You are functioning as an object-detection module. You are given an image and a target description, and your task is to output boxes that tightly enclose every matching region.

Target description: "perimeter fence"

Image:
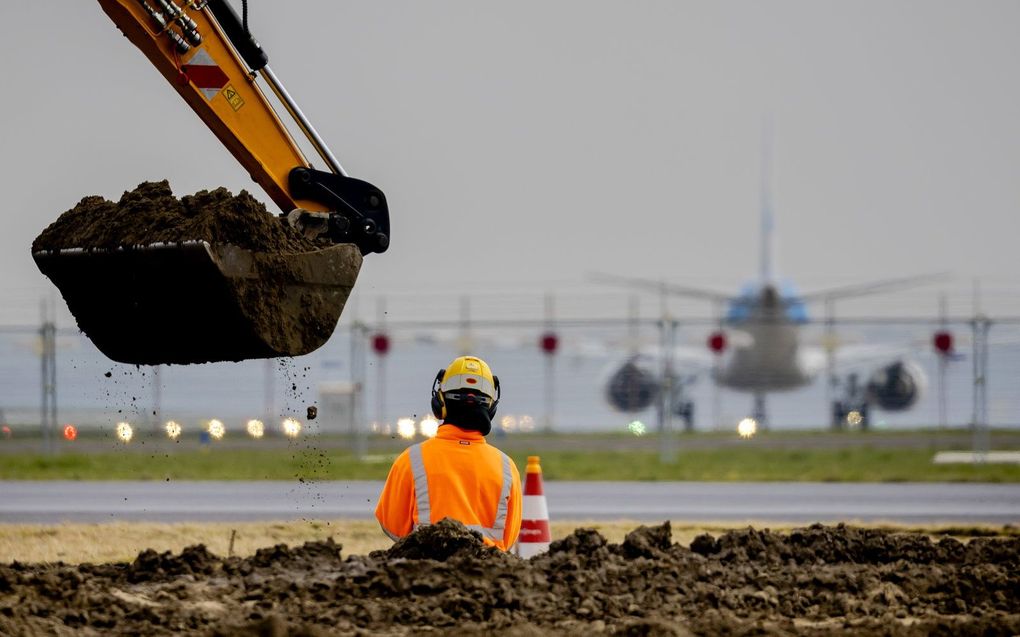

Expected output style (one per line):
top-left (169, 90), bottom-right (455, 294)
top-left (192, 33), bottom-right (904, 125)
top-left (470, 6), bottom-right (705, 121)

top-left (2, 290), bottom-right (1019, 453)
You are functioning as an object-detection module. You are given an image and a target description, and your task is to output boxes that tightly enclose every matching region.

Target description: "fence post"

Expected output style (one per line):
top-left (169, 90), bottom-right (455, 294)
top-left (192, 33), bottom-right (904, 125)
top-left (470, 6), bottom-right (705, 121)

top-left (542, 293), bottom-right (556, 432)
top-left (659, 318), bottom-right (678, 464)
top-left (351, 322), bottom-right (368, 461)
top-left (970, 315), bottom-right (990, 461)
top-left (39, 298), bottom-right (57, 455)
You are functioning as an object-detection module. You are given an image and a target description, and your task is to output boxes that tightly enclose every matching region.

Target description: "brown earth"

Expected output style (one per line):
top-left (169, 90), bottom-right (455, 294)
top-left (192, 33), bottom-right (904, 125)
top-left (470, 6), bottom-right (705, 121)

top-left (32, 181), bottom-right (318, 254)
top-left (1, 520), bottom-right (1017, 636)
top-left (31, 182), bottom-right (361, 364)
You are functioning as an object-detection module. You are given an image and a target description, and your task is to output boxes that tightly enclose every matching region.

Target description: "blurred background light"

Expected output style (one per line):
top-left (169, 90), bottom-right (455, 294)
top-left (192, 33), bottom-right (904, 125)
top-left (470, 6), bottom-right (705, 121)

top-left (847, 410), bottom-right (863, 428)
top-left (246, 419), bottom-right (265, 439)
top-left (207, 419), bottom-right (225, 440)
top-left (282, 417), bottom-right (302, 438)
top-left (500, 415), bottom-right (518, 433)
top-left (116, 422), bottom-right (133, 443)
top-left (419, 416), bottom-right (439, 438)
top-left (396, 418), bottom-right (416, 439)
top-left (165, 421), bottom-right (182, 440)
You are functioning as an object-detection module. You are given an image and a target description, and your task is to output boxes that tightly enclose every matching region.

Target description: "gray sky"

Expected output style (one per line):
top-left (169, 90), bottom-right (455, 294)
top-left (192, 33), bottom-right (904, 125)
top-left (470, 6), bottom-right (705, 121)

top-left (2, 1), bottom-right (1019, 325)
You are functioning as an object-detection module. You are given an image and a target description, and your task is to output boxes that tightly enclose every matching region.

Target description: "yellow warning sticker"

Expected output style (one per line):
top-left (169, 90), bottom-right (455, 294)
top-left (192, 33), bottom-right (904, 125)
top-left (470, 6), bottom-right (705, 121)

top-left (222, 85), bottom-right (245, 112)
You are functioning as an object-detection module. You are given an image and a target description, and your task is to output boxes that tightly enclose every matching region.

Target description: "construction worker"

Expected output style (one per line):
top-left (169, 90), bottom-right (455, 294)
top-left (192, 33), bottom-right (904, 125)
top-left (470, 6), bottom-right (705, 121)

top-left (375, 356), bottom-right (522, 551)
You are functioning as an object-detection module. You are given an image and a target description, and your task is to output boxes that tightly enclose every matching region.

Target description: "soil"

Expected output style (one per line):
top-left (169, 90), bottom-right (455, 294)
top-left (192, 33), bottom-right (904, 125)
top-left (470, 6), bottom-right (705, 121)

top-left (32, 181), bottom-right (318, 254)
top-left (1, 519), bottom-right (1017, 636)
top-left (31, 182), bottom-right (361, 364)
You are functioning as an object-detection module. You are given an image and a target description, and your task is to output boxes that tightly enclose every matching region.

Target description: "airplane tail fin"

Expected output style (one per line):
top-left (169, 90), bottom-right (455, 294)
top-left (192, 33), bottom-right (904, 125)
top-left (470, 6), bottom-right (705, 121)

top-left (760, 118), bottom-right (776, 285)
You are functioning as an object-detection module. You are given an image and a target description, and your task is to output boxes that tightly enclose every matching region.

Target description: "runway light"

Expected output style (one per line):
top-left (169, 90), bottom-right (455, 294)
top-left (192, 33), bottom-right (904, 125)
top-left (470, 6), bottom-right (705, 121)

top-left (396, 418), bottom-right (416, 440)
top-left (246, 419), bottom-right (265, 439)
top-left (737, 417), bottom-right (757, 439)
top-left (847, 410), bottom-right (863, 427)
top-left (419, 416), bottom-right (439, 438)
top-left (165, 421), bottom-right (182, 440)
top-left (519, 415), bottom-right (535, 432)
top-left (628, 420), bottom-right (647, 436)
top-left (116, 422), bottom-right (134, 443)
top-left (500, 415), bottom-right (518, 433)
top-left (282, 417), bottom-right (302, 438)
top-left (1, 425), bottom-right (10, 439)
top-left (207, 419), bottom-right (225, 440)
top-left (63, 424), bottom-right (77, 441)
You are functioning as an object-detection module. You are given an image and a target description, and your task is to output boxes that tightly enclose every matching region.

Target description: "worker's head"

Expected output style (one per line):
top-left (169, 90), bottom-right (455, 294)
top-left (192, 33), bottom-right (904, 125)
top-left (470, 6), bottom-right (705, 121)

top-left (430, 356), bottom-right (500, 435)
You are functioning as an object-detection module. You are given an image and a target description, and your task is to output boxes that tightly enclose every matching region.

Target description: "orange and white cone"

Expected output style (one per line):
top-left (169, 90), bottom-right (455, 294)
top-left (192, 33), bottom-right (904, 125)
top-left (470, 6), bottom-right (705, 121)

top-left (517, 455), bottom-right (551, 558)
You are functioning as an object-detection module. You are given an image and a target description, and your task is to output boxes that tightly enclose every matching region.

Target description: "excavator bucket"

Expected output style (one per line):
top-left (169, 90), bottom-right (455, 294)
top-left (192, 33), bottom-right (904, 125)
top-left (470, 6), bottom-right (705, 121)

top-left (34, 0), bottom-right (388, 366)
top-left (33, 242), bottom-right (362, 365)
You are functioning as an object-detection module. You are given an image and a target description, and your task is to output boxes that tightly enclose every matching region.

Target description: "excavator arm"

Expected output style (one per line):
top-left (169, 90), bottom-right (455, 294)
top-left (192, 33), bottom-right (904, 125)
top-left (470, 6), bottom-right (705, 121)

top-left (32, 0), bottom-right (389, 365)
top-left (98, 0), bottom-right (390, 254)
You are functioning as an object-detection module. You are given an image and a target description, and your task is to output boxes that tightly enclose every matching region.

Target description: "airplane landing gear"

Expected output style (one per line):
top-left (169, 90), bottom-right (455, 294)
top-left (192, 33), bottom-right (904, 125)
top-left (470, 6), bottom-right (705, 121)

top-left (753, 392), bottom-right (768, 430)
top-left (832, 372), bottom-right (870, 430)
top-left (668, 375), bottom-right (696, 433)
top-left (672, 399), bottom-right (695, 433)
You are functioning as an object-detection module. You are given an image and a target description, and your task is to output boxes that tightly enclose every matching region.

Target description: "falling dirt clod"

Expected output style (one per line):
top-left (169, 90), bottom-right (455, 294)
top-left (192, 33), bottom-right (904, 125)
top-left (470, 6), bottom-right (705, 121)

top-left (32, 182), bottom-right (362, 365)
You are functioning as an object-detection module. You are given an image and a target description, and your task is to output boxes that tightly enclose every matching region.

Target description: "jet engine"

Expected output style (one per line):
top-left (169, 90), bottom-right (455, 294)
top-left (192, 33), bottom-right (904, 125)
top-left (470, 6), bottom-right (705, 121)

top-left (865, 361), bottom-right (924, 411)
top-left (605, 358), bottom-right (659, 412)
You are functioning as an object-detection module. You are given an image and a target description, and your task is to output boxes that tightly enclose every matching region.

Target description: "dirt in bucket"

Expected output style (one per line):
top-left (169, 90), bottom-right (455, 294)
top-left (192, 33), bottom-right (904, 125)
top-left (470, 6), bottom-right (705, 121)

top-left (32, 181), bottom-right (318, 254)
top-left (1, 520), bottom-right (1017, 635)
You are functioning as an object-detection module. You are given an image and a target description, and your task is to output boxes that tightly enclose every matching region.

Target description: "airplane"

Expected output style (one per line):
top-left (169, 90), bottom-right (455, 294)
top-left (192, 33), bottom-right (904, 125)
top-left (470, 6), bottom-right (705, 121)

top-left (595, 144), bottom-right (942, 430)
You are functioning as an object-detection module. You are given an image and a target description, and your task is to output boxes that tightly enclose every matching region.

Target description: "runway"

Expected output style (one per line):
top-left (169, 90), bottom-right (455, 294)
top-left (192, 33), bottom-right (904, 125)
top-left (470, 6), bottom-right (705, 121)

top-left (1, 481), bottom-right (1017, 524)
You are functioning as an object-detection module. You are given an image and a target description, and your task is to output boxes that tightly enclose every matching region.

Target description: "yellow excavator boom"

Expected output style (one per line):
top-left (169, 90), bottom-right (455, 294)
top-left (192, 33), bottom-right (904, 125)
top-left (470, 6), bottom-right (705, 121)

top-left (99, 0), bottom-right (321, 213)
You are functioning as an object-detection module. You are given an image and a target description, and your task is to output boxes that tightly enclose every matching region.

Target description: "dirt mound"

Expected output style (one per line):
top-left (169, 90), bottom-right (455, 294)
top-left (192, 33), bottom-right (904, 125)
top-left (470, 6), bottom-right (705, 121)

top-left (690, 522), bottom-right (1016, 566)
top-left (1, 523), bottom-right (1017, 635)
top-left (382, 518), bottom-right (508, 561)
top-left (32, 181), bottom-right (317, 254)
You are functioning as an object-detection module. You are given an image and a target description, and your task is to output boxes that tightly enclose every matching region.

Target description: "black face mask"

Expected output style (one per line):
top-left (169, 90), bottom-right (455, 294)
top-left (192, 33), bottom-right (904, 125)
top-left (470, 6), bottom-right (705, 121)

top-left (444, 399), bottom-right (492, 436)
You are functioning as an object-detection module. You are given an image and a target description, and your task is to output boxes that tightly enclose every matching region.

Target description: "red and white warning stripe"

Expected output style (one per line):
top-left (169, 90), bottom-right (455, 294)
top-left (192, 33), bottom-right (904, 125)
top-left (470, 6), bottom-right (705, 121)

top-left (182, 48), bottom-right (230, 100)
top-left (517, 455), bottom-right (551, 558)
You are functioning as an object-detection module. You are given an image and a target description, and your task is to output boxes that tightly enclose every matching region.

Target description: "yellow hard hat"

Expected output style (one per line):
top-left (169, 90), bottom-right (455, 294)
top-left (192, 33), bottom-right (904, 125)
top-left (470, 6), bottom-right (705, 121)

top-left (430, 355), bottom-right (500, 419)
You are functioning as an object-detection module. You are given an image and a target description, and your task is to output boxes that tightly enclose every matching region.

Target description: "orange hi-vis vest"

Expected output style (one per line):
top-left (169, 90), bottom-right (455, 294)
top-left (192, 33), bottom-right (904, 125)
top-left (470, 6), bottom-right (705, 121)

top-left (375, 424), bottom-right (522, 551)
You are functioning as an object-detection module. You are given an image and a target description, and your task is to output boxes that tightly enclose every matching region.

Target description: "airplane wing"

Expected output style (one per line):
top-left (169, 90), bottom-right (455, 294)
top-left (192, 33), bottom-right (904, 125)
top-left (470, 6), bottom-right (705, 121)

top-left (801, 341), bottom-right (942, 377)
top-left (634, 344), bottom-right (718, 371)
top-left (798, 273), bottom-right (948, 304)
top-left (564, 335), bottom-right (716, 368)
top-left (589, 272), bottom-right (732, 303)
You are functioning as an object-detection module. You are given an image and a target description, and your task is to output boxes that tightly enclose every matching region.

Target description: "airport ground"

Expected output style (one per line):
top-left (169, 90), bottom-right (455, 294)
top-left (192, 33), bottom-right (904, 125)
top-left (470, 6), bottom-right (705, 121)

top-left (3, 429), bottom-right (1017, 634)
top-left (0, 519), bottom-right (811, 564)
top-left (2, 517), bottom-right (1016, 565)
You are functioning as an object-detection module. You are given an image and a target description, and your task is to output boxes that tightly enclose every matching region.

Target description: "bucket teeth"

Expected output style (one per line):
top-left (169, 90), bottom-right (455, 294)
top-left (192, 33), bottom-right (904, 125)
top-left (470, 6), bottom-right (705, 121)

top-left (32, 242), bottom-right (362, 365)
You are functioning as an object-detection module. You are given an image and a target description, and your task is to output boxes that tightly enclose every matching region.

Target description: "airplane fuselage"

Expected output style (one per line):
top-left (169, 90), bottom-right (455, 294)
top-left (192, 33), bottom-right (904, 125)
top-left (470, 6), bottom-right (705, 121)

top-left (712, 284), bottom-right (819, 393)
top-left (714, 321), bottom-right (813, 392)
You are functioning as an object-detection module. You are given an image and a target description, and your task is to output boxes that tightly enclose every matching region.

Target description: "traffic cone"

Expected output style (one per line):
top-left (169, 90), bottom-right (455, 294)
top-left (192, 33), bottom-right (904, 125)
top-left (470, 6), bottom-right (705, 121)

top-left (517, 455), bottom-right (551, 558)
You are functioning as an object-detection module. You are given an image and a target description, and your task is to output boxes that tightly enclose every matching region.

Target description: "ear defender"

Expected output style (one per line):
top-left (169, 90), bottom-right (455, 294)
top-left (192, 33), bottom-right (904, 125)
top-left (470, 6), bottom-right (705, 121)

top-left (487, 375), bottom-right (501, 419)
top-left (430, 368), bottom-right (446, 419)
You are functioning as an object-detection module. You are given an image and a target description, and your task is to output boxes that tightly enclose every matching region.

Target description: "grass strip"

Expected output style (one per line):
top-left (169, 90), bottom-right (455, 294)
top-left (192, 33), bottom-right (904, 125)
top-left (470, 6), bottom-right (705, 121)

top-left (1, 446), bottom-right (1018, 482)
